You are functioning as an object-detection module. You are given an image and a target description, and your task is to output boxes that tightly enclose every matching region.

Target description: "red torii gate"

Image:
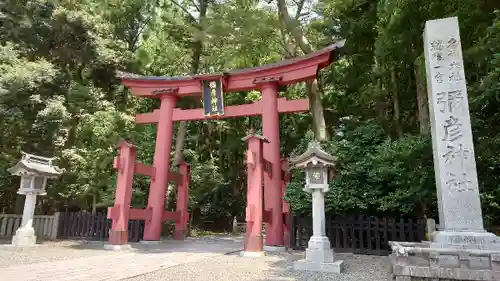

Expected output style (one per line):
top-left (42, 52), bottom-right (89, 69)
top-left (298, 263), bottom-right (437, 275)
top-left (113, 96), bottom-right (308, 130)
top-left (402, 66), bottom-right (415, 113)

top-left (107, 142), bottom-right (190, 246)
top-left (107, 41), bottom-right (344, 249)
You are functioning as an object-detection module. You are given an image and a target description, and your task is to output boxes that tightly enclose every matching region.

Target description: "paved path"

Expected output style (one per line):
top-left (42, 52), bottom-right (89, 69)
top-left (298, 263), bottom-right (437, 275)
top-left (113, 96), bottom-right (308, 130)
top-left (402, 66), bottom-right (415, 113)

top-left (0, 236), bottom-right (243, 281)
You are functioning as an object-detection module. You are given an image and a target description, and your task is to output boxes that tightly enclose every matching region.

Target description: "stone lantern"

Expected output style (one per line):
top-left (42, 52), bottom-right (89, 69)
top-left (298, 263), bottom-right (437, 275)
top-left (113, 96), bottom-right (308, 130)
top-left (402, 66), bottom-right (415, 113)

top-left (7, 152), bottom-right (62, 246)
top-left (290, 141), bottom-right (344, 273)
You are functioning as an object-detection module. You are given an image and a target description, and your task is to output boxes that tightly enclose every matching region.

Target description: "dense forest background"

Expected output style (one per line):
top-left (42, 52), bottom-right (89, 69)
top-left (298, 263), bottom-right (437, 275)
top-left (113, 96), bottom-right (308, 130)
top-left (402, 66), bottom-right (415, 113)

top-left (1, 0), bottom-right (500, 229)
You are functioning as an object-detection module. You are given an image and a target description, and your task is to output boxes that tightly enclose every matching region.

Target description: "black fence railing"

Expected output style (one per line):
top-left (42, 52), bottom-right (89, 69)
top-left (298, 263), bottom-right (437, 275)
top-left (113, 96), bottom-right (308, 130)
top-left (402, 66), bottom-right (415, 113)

top-left (290, 215), bottom-right (426, 255)
top-left (58, 212), bottom-right (144, 242)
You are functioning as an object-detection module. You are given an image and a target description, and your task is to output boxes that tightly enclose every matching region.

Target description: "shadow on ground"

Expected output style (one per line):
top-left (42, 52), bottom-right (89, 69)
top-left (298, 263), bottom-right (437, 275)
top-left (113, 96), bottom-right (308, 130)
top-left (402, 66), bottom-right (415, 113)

top-left (251, 252), bottom-right (392, 281)
top-left (62, 235), bottom-right (245, 255)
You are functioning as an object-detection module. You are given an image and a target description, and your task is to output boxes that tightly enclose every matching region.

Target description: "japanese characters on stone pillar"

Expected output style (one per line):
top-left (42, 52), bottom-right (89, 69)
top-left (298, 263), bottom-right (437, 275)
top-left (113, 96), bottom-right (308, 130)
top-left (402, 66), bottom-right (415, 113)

top-left (424, 17), bottom-right (499, 248)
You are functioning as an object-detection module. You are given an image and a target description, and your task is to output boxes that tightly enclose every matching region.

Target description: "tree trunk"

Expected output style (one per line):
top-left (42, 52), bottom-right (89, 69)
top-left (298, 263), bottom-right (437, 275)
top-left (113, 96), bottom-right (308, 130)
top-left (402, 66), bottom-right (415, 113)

top-left (373, 57), bottom-right (390, 134)
top-left (276, 0), bottom-right (313, 54)
top-left (15, 194), bottom-right (24, 214)
top-left (391, 69), bottom-right (403, 138)
top-left (414, 60), bottom-right (429, 135)
top-left (170, 0), bottom-right (205, 167)
top-left (37, 197), bottom-right (43, 215)
top-left (91, 192), bottom-right (97, 215)
top-left (276, 0), bottom-right (329, 141)
top-left (306, 80), bottom-right (329, 141)
top-left (166, 0), bottom-right (206, 206)
top-left (173, 121), bottom-right (187, 166)
top-left (421, 201), bottom-right (428, 219)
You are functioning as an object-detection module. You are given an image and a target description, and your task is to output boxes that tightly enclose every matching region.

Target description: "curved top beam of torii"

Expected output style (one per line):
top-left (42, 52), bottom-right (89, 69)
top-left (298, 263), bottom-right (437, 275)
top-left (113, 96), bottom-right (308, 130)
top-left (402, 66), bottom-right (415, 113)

top-left (118, 40), bottom-right (345, 98)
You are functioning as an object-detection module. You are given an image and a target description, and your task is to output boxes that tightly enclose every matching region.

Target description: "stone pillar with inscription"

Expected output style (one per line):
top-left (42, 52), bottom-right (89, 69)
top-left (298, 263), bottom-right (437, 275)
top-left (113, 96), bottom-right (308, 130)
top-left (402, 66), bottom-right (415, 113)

top-left (388, 18), bottom-right (500, 281)
top-left (424, 16), bottom-right (500, 250)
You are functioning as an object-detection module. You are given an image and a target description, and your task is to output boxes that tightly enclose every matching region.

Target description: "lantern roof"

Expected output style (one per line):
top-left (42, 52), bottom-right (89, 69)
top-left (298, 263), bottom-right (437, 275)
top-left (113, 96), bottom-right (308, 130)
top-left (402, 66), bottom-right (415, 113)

top-left (241, 134), bottom-right (269, 143)
top-left (7, 152), bottom-right (62, 177)
top-left (290, 141), bottom-right (336, 169)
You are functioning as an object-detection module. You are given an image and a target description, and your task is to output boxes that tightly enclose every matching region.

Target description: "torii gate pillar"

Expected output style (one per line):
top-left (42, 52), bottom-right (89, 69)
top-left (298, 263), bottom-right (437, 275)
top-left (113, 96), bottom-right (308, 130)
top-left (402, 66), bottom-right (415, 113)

top-left (143, 95), bottom-right (177, 241)
top-left (261, 82), bottom-right (285, 249)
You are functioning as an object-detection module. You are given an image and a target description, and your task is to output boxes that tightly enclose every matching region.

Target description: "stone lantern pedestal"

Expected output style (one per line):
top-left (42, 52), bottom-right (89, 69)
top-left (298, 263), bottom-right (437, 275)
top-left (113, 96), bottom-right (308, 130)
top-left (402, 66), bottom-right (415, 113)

top-left (12, 192), bottom-right (39, 246)
top-left (294, 184), bottom-right (344, 273)
top-left (289, 141), bottom-right (345, 273)
top-left (8, 152), bottom-right (62, 246)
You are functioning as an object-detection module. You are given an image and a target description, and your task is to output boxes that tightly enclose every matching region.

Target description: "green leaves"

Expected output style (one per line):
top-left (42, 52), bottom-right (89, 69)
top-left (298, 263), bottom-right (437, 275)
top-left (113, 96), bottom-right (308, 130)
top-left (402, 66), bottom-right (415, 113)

top-left (287, 120), bottom-right (435, 216)
top-left (284, 0), bottom-right (500, 223)
top-left (0, 0), bottom-right (137, 212)
top-left (1, 0), bottom-right (500, 228)
top-left (0, 43), bottom-right (56, 99)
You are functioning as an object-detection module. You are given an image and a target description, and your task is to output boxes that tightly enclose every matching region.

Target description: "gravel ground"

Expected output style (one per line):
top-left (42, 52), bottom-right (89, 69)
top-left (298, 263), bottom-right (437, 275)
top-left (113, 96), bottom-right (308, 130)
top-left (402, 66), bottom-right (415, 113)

top-left (0, 239), bottom-right (122, 268)
top-left (125, 252), bottom-right (392, 281)
top-left (0, 237), bottom-right (392, 281)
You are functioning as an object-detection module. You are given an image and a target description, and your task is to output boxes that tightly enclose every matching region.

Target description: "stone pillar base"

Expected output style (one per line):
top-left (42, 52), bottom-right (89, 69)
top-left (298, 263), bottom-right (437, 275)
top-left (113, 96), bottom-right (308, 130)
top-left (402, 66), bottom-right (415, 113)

top-left (293, 235), bottom-right (344, 273)
top-left (245, 235), bottom-right (263, 252)
top-left (12, 227), bottom-right (37, 246)
top-left (240, 251), bottom-right (266, 257)
top-left (104, 243), bottom-right (132, 251)
top-left (139, 240), bottom-right (162, 245)
top-left (293, 259), bottom-right (345, 273)
top-left (306, 247), bottom-right (334, 262)
top-left (389, 240), bottom-right (500, 280)
top-left (306, 236), bottom-right (334, 262)
top-left (108, 230), bottom-right (128, 245)
top-left (263, 245), bottom-right (286, 253)
top-left (308, 235), bottom-right (331, 250)
top-left (431, 230), bottom-right (500, 250)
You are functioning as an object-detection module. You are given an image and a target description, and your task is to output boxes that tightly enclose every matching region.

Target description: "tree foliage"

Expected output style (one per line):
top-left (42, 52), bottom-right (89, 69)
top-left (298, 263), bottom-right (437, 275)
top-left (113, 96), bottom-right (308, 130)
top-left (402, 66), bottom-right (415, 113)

top-left (1, 0), bottom-right (500, 229)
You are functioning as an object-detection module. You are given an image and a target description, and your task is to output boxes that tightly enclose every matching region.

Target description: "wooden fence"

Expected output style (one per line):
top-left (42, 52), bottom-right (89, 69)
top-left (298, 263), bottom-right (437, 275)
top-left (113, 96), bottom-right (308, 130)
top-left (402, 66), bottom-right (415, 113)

top-left (0, 212), bottom-right (146, 242)
top-left (290, 215), bottom-right (426, 255)
top-left (0, 213), bottom-right (59, 239)
top-left (231, 217), bottom-right (266, 235)
top-left (57, 212), bottom-right (144, 242)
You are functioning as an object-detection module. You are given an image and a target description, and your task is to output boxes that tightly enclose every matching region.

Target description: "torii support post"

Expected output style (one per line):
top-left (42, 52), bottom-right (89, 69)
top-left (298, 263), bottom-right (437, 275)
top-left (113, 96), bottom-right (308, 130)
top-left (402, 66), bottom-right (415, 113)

top-left (260, 82), bottom-right (285, 249)
top-left (174, 162), bottom-right (190, 240)
top-left (107, 156), bottom-right (190, 242)
top-left (241, 134), bottom-right (267, 256)
top-left (281, 159), bottom-right (292, 248)
top-left (107, 141), bottom-right (136, 247)
top-left (144, 95), bottom-right (177, 241)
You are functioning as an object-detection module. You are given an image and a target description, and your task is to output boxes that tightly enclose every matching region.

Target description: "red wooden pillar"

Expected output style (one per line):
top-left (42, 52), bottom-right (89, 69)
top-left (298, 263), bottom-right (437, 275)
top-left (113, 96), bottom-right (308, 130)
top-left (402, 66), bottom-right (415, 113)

top-left (143, 95), bottom-right (177, 241)
top-left (281, 159), bottom-right (292, 248)
top-left (108, 141), bottom-right (136, 245)
top-left (174, 162), bottom-right (190, 240)
top-left (261, 82), bottom-right (284, 247)
top-left (242, 134), bottom-right (266, 254)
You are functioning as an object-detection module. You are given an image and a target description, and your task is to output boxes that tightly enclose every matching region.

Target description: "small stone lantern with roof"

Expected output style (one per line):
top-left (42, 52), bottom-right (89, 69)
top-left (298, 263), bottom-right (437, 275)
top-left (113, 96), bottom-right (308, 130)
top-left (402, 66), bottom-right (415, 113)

top-left (8, 152), bottom-right (62, 246)
top-left (290, 141), bottom-right (345, 273)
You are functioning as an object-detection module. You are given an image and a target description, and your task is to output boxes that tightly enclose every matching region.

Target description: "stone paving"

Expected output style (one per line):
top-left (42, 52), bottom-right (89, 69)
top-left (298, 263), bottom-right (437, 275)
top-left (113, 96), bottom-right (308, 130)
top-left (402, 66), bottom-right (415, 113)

top-left (0, 236), bottom-right (244, 281)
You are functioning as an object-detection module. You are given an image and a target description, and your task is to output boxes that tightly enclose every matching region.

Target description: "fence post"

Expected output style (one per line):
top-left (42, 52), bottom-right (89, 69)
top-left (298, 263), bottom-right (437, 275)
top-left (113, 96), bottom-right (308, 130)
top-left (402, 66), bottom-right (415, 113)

top-left (426, 218), bottom-right (436, 240)
top-left (232, 216), bottom-right (238, 234)
top-left (50, 212), bottom-right (61, 240)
